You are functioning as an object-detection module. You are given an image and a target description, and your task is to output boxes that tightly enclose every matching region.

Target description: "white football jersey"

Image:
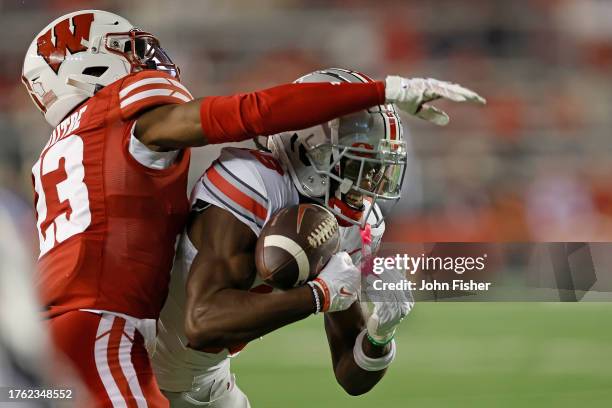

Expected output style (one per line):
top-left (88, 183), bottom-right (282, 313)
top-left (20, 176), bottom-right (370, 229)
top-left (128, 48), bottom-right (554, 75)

top-left (153, 147), bottom-right (385, 392)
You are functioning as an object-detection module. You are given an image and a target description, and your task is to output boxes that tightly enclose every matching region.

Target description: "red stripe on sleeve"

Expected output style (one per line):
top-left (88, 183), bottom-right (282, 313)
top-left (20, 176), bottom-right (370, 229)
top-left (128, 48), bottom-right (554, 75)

top-left (120, 83), bottom-right (192, 102)
top-left (120, 94), bottom-right (189, 121)
top-left (206, 166), bottom-right (268, 221)
top-left (118, 70), bottom-right (192, 120)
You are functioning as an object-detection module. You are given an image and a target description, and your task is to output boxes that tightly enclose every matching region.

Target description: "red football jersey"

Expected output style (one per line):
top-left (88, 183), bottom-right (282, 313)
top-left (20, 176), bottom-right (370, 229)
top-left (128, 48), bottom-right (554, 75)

top-left (32, 70), bottom-right (193, 319)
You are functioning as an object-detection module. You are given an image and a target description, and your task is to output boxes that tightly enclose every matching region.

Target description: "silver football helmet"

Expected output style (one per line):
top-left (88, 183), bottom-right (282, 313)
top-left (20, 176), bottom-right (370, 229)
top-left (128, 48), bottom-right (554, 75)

top-left (268, 68), bottom-right (408, 227)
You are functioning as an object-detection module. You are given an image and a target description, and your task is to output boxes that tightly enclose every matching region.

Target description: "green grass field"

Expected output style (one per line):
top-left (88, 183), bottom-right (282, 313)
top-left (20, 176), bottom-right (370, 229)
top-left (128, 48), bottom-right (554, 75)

top-left (232, 303), bottom-right (612, 407)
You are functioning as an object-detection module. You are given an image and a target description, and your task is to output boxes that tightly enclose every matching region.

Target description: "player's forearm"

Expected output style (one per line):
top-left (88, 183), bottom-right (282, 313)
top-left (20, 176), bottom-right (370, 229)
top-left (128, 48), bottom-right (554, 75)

top-left (135, 81), bottom-right (385, 149)
top-left (333, 336), bottom-right (391, 396)
top-left (184, 286), bottom-right (318, 350)
top-left (324, 304), bottom-right (392, 395)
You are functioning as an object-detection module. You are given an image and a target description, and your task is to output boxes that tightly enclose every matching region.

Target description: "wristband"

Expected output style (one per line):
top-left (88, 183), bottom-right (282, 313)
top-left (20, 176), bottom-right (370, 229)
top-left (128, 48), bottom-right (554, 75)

top-left (366, 330), bottom-right (396, 347)
top-left (312, 278), bottom-right (330, 312)
top-left (306, 281), bottom-right (321, 314)
top-left (353, 330), bottom-right (396, 372)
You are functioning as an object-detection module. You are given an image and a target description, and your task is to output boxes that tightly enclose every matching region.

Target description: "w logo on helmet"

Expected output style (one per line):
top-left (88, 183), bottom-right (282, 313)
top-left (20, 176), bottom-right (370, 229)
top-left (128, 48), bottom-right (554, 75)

top-left (37, 13), bottom-right (94, 74)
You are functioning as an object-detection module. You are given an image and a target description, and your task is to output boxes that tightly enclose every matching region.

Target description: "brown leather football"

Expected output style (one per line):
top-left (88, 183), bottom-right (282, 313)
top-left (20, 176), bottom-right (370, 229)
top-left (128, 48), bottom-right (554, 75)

top-left (255, 203), bottom-right (340, 290)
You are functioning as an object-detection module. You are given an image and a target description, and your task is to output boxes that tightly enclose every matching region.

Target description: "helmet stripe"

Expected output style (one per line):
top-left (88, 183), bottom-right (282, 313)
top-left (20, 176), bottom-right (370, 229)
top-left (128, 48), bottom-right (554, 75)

top-left (317, 70), bottom-right (350, 83)
top-left (349, 71), bottom-right (374, 83)
top-left (334, 68), bottom-right (374, 83)
top-left (385, 110), bottom-right (398, 140)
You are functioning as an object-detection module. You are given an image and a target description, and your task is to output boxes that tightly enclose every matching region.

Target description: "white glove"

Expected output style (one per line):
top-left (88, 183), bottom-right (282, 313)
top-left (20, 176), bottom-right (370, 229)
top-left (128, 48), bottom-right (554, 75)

top-left (385, 76), bottom-right (486, 126)
top-left (311, 252), bottom-right (360, 313)
top-left (363, 268), bottom-right (414, 345)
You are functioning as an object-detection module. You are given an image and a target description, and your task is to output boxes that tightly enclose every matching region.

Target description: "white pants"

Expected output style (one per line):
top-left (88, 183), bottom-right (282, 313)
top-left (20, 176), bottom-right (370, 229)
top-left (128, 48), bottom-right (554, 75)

top-left (163, 372), bottom-right (251, 408)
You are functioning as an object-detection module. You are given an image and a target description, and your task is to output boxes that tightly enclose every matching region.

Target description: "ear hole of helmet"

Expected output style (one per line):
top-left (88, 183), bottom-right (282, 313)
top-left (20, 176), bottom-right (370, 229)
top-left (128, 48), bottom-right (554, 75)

top-left (297, 144), bottom-right (310, 167)
top-left (289, 132), bottom-right (314, 168)
top-left (82, 66), bottom-right (108, 77)
top-left (290, 133), bottom-right (298, 151)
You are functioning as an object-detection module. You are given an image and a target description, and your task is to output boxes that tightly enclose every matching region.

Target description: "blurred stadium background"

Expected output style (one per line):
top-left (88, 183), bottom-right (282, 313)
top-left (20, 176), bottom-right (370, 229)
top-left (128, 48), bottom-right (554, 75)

top-left (1, 0), bottom-right (611, 406)
top-left (3, 0), bottom-right (612, 242)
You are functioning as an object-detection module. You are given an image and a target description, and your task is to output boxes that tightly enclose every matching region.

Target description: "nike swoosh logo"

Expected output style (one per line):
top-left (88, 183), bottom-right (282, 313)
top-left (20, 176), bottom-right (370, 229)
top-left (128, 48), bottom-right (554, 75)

top-left (339, 287), bottom-right (353, 297)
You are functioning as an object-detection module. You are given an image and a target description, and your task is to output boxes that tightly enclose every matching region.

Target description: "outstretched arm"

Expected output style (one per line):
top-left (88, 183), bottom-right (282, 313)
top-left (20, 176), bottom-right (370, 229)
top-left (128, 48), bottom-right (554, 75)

top-left (135, 81), bottom-right (385, 150)
top-left (135, 76), bottom-right (485, 151)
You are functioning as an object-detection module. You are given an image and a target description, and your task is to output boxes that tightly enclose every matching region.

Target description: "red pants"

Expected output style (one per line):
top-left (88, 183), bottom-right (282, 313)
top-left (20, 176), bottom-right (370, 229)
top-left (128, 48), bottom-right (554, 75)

top-left (49, 311), bottom-right (168, 408)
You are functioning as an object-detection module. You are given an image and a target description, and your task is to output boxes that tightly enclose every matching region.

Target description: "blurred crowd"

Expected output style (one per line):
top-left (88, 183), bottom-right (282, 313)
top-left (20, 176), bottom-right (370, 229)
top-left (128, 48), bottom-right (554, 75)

top-left (2, 0), bottom-right (612, 254)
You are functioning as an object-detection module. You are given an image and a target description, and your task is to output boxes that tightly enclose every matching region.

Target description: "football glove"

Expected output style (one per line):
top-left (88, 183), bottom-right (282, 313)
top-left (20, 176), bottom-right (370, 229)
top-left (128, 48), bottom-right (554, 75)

top-left (364, 268), bottom-right (414, 346)
top-left (385, 76), bottom-right (486, 126)
top-left (312, 252), bottom-right (360, 313)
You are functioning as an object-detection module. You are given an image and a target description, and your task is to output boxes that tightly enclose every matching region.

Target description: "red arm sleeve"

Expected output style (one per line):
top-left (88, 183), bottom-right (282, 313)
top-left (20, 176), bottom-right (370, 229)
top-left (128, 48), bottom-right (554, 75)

top-left (199, 81), bottom-right (386, 144)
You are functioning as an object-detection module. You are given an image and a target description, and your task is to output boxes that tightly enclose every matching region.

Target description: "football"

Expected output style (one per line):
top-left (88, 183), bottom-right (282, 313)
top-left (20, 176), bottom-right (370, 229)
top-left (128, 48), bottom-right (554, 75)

top-left (255, 203), bottom-right (340, 290)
